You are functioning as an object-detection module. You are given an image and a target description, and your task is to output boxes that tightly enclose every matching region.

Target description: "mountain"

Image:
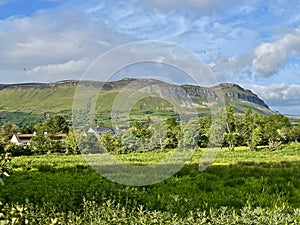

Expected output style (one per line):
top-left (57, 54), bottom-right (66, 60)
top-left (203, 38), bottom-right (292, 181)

top-left (0, 78), bottom-right (274, 126)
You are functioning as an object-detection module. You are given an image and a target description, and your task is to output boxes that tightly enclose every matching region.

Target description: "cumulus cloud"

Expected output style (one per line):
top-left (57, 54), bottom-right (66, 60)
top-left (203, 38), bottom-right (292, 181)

top-left (27, 58), bottom-right (89, 77)
top-left (211, 27), bottom-right (300, 79)
top-left (245, 83), bottom-right (300, 107)
top-left (252, 30), bottom-right (300, 75)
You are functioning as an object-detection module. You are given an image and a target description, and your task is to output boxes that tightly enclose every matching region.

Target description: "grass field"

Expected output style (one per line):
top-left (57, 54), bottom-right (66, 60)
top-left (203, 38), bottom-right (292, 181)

top-left (1, 143), bottom-right (300, 224)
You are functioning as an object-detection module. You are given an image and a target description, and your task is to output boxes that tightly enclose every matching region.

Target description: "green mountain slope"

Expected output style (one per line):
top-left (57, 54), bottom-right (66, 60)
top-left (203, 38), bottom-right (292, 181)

top-left (0, 78), bottom-right (274, 126)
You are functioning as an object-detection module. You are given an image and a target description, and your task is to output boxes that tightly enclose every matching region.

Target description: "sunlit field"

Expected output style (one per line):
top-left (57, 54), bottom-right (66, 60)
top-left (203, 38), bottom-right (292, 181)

top-left (1, 143), bottom-right (300, 224)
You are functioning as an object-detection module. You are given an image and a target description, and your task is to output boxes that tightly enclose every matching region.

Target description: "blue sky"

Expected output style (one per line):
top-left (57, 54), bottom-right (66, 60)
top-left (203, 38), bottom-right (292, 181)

top-left (0, 0), bottom-right (300, 114)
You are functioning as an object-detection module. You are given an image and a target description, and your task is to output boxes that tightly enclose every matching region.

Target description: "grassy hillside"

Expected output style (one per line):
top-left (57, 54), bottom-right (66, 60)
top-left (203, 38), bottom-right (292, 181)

top-left (0, 79), bottom-right (274, 126)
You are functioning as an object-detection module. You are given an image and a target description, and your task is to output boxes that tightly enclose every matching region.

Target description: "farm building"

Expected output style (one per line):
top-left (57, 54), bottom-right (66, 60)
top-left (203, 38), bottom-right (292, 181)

top-left (10, 133), bottom-right (67, 146)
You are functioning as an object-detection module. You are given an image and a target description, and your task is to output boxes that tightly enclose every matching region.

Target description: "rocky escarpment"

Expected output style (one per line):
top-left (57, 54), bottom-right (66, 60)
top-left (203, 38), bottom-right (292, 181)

top-left (215, 83), bottom-right (269, 109)
top-left (114, 79), bottom-right (269, 110)
top-left (182, 83), bottom-right (269, 109)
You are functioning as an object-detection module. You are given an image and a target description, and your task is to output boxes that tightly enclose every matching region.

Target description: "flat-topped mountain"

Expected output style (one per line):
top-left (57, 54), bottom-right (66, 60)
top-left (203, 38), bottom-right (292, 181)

top-left (0, 78), bottom-right (274, 126)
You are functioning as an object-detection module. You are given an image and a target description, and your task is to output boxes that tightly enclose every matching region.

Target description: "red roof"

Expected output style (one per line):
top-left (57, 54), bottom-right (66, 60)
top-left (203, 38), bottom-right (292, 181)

top-left (16, 134), bottom-right (35, 138)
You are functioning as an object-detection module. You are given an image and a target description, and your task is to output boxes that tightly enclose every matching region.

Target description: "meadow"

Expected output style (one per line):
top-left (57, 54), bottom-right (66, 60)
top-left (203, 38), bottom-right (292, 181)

top-left (1, 143), bottom-right (300, 224)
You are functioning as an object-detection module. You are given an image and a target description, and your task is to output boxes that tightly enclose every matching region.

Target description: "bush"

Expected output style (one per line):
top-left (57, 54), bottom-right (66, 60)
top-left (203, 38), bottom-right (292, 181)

top-left (5, 144), bottom-right (33, 157)
top-left (0, 200), bottom-right (299, 225)
top-left (0, 143), bottom-right (11, 186)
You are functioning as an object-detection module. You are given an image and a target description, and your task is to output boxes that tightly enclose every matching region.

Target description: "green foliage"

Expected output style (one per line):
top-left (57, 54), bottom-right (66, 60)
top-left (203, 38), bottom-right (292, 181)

top-left (198, 116), bottom-right (211, 147)
top-left (288, 124), bottom-right (300, 142)
top-left (30, 135), bottom-right (65, 154)
top-left (238, 109), bottom-right (263, 151)
top-left (0, 122), bottom-right (19, 144)
top-left (1, 200), bottom-right (299, 224)
top-left (5, 144), bottom-right (32, 157)
top-left (63, 128), bottom-right (79, 154)
top-left (119, 129), bottom-right (141, 153)
top-left (148, 122), bottom-right (167, 151)
top-left (262, 114), bottom-right (291, 151)
top-left (223, 106), bottom-right (239, 151)
top-left (209, 108), bottom-right (226, 147)
top-left (0, 143), bottom-right (10, 186)
top-left (78, 134), bottom-right (102, 154)
top-left (30, 132), bottom-right (52, 154)
top-left (20, 123), bottom-right (35, 134)
top-left (44, 115), bottom-right (69, 135)
top-left (1, 110), bottom-right (299, 157)
top-left (181, 119), bottom-right (200, 148)
top-left (163, 117), bottom-right (180, 149)
top-left (1, 144), bottom-right (300, 223)
top-left (130, 120), bottom-right (151, 139)
top-left (101, 132), bottom-right (121, 153)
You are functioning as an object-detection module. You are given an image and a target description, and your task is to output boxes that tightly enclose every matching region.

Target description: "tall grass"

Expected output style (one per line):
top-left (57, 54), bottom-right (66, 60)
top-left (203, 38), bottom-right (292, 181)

top-left (1, 143), bottom-right (300, 223)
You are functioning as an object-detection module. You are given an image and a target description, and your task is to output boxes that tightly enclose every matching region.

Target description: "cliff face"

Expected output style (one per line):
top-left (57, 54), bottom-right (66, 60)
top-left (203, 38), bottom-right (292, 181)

top-left (104, 79), bottom-right (269, 109)
top-left (182, 83), bottom-right (269, 109)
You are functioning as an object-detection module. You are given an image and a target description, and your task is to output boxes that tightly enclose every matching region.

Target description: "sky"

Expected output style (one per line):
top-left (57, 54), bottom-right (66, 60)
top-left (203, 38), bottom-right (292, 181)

top-left (0, 0), bottom-right (300, 115)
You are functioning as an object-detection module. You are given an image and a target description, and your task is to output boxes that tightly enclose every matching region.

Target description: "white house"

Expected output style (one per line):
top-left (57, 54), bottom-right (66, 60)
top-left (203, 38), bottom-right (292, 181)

top-left (10, 134), bottom-right (35, 146)
top-left (10, 132), bottom-right (67, 146)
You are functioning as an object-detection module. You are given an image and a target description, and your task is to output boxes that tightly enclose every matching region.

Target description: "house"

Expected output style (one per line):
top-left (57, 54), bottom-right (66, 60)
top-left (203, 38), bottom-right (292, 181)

top-left (10, 133), bottom-right (67, 146)
top-left (83, 127), bottom-right (120, 136)
top-left (10, 134), bottom-right (35, 146)
top-left (56, 134), bottom-right (67, 140)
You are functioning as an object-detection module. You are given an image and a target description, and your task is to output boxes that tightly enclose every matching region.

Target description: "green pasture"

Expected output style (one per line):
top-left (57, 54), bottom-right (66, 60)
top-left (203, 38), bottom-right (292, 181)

top-left (1, 143), bottom-right (300, 224)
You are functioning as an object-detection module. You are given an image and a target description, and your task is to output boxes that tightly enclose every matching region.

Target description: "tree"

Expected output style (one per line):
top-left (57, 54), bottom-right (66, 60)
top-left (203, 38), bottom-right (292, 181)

top-left (198, 116), bottom-right (212, 148)
top-left (0, 122), bottom-right (19, 144)
top-left (44, 115), bottom-right (69, 135)
top-left (249, 127), bottom-right (262, 151)
top-left (101, 132), bottom-right (121, 153)
top-left (163, 117), bottom-right (180, 149)
top-left (0, 142), bottom-right (10, 185)
top-left (148, 122), bottom-right (167, 151)
top-left (239, 109), bottom-right (263, 151)
top-left (78, 134), bottom-right (102, 154)
top-left (224, 105), bottom-right (238, 151)
top-left (181, 119), bottom-right (200, 149)
top-left (30, 132), bottom-right (52, 154)
top-left (288, 123), bottom-right (300, 143)
top-left (63, 128), bottom-right (78, 154)
top-left (120, 129), bottom-right (141, 153)
top-left (130, 118), bottom-right (151, 140)
top-left (20, 123), bottom-right (35, 134)
top-left (209, 108), bottom-right (226, 148)
top-left (262, 114), bottom-right (291, 151)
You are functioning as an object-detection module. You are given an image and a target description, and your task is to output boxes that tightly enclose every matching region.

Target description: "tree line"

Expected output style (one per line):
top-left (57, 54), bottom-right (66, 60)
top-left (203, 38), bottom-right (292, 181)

top-left (83, 106), bottom-right (300, 154)
top-left (0, 107), bottom-right (300, 157)
top-left (0, 115), bottom-right (78, 156)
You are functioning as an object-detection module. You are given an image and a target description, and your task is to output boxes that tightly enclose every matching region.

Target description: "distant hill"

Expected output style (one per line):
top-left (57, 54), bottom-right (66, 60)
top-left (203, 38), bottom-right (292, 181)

top-left (0, 78), bottom-right (274, 126)
top-left (285, 115), bottom-right (300, 125)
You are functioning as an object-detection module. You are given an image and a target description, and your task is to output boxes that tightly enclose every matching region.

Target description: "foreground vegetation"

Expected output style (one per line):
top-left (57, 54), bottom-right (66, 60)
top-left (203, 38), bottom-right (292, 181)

top-left (1, 143), bottom-right (300, 224)
top-left (1, 105), bottom-right (300, 223)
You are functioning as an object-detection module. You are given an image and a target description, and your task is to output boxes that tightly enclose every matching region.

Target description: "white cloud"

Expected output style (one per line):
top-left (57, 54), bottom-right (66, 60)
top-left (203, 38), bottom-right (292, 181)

top-left (27, 58), bottom-right (89, 77)
top-left (0, 9), bottom-right (134, 83)
top-left (245, 83), bottom-right (300, 107)
top-left (210, 27), bottom-right (300, 80)
top-left (252, 29), bottom-right (300, 75)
